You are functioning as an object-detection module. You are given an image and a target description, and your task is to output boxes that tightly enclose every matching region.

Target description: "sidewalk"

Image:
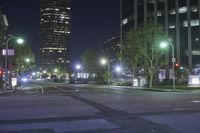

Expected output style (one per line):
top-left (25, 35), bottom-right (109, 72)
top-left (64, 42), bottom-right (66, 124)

top-left (69, 84), bottom-right (200, 93)
top-left (0, 87), bottom-right (21, 95)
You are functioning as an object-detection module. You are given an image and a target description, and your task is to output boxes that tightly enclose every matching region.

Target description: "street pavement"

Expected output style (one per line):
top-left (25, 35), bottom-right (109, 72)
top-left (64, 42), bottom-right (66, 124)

top-left (0, 81), bottom-right (200, 133)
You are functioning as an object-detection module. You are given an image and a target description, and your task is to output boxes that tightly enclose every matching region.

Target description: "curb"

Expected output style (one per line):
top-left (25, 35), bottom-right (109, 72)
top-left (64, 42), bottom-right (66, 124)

top-left (0, 88), bottom-right (21, 95)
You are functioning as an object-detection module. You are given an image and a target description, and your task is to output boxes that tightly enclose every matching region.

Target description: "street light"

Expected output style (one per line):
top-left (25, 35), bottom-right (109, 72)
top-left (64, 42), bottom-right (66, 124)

top-left (76, 64), bottom-right (81, 70)
top-left (4, 37), bottom-right (24, 90)
top-left (25, 58), bottom-right (30, 63)
top-left (115, 66), bottom-right (122, 73)
top-left (115, 65), bottom-right (122, 84)
top-left (43, 70), bottom-right (47, 74)
top-left (17, 38), bottom-right (24, 44)
top-left (100, 58), bottom-right (110, 85)
top-left (54, 69), bottom-right (58, 73)
top-left (160, 41), bottom-right (176, 91)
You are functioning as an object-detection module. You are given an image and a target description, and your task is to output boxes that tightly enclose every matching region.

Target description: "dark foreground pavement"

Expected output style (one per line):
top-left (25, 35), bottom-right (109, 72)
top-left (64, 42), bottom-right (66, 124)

top-left (0, 82), bottom-right (200, 133)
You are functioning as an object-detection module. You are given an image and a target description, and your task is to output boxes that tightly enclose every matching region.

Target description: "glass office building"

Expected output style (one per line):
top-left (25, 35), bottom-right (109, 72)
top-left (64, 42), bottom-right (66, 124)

top-left (39, 0), bottom-right (71, 71)
top-left (122, 0), bottom-right (200, 71)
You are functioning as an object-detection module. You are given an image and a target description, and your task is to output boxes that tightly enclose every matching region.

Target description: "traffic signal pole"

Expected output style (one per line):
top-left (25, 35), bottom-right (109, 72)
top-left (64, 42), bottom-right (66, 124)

top-left (170, 42), bottom-right (176, 91)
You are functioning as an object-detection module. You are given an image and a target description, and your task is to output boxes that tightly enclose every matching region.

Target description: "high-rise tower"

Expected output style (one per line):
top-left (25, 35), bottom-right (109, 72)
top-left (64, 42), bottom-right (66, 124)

top-left (39, 0), bottom-right (71, 71)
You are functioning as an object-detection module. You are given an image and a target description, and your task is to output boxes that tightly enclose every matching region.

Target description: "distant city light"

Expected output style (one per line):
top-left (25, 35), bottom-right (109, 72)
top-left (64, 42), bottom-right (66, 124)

top-left (115, 66), bottom-right (122, 73)
top-left (25, 58), bottom-right (30, 63)
top-left (32, 72), bottom-right (36, 76)
top-left (76, 64), bottom-right (81, 70)
top-left (100, 58), bottom-right (107, 65)
top-left (43, 70), bottom-right (47, 74)
top-left (54, 69), bottom-right (58, 73)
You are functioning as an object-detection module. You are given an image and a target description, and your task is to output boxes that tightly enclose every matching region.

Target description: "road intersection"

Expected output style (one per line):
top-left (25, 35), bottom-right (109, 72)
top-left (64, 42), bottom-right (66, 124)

top-left (0, 81), bottom-right (200, 133)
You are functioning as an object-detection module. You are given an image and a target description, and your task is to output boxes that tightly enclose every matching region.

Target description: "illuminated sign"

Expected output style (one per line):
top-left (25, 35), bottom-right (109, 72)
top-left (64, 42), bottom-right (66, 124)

top-left (2, 49), bottom-right (15, 56)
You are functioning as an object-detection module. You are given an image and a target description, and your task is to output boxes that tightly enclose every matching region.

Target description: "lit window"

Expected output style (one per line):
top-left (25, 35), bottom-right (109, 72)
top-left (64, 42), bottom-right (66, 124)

top-left (169, 9), bottom-right (175, 15)
top-left (191, 6), bottom-right (198, 12)
top-left (191, 20), bottom-right (199, 26)
top-left (169, 25), bottom-right (175, 29)
top-left (192, 50), bottom-right (200, 56)
top-left (157, 11), bottom-right (162, 16)
top-left (122, 18), bottom-right (128, 25)
top-left (148, 0), bottom-right (154, 4)
top-left (179, 7), bottom-right (187, 14)
top-left (183, 20), bottom-right (199, 27)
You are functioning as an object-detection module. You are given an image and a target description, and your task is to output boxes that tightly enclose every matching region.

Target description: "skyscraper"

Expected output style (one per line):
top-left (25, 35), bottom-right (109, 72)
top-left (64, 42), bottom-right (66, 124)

top-left (39, 0), bottom-right (71, 71)
top-left (122, 0), bottom-right (200, 71)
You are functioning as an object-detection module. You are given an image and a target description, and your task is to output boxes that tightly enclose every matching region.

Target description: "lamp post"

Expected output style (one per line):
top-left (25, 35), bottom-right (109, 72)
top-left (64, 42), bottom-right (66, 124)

top-left (101, 58), bottom-right (110, 85)
top-left (160, 41), bottom-right (176, 91)
top-left (4, 37), bottom-right (24, 90)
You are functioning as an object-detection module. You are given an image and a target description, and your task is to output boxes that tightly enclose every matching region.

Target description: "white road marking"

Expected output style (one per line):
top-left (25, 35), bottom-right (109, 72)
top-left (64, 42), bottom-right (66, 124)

top-left (192, 100), bottom-right (200, 103)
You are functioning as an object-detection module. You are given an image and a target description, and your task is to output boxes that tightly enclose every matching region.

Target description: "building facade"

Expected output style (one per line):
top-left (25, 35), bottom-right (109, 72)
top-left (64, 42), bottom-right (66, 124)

top-left (0, 5), bottom-right (8, 32)
top-left (122, 0), bottom-right (200, 71)
top-left (102, 35), bottom-right (121, 63)
top-left (39, 0), bottom-right (71, 71)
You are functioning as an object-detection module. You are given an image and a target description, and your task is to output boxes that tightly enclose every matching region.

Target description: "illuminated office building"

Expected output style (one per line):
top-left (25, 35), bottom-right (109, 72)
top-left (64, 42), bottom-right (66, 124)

top-left (39, 0), bottom-right (71, 71)
top-left (122, 0), bottom-right (200, 70)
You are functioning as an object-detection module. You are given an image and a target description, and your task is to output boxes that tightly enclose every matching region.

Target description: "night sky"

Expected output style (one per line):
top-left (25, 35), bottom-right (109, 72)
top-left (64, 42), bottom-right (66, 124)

top-left (0, 0), bottom-right (120, 63)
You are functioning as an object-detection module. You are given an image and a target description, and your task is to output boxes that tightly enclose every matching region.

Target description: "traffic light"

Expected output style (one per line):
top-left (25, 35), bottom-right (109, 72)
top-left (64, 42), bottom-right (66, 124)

top-left (174, 63), bottom-right (185, 77)
top-left (179, 66), bottom-right (185, 74)
top-left (0, 69), bottom-right (3, 81)
top-left (175, 63), bottom-right (179, 70)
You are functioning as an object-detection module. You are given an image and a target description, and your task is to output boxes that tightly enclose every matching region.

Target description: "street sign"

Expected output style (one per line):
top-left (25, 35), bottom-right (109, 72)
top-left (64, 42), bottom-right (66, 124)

top-left (172, 57), bottom-right (176, 63)
top-left (2, 49), bottom-right (15, 56)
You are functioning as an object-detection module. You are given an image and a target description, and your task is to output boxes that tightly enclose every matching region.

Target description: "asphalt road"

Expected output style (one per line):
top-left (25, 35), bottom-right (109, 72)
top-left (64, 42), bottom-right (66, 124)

top-left (0, 81), bottom-right (200, 133)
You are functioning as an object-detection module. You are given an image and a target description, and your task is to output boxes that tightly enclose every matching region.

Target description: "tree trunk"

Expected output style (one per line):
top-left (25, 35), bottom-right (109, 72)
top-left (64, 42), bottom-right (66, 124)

top-left (149, 73), bottom-right (153, 88)
top-left (132, 72), bottom-right (135, 86)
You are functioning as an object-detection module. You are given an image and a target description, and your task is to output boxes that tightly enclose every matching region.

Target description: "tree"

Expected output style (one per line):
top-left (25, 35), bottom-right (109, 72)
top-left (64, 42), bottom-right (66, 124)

top-left (0, 25), bottom-right (4, 47)
top-left (0, 25), bottom-right (5, 63)
top-left (121, 28), bottom-right (144, 86)
top-left (81, 49), bottom-right (102, 83)
top-left (81, 49), bottom-right (100, 73)
top-left (12, 44), bottom-right (35, 76)
top-left (140, 21), bottom-right (166, 88)
top-left (122, 20), bottom-right (166, 88)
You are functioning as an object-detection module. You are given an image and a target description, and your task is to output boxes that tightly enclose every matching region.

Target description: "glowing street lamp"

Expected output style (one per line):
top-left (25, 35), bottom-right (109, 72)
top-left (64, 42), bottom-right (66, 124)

top-left (115, 66), bottom-right (122, 73)
top-left (16, 38), bottom-right (24, 44)
top-left (115, 65), bottom-right (122, 84)
top-left (76, 64), bottom-right (81, 70)
top-left (4, 37), bottom-right (24, 90)
top-left (25, 58), bottom-right (31, 63)
top-left (54, 69), bottom-right (58, 73)
top-left (101, 59), bottom-right (107, 65)
top-left (160, 40), bottom-right (176, 91)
